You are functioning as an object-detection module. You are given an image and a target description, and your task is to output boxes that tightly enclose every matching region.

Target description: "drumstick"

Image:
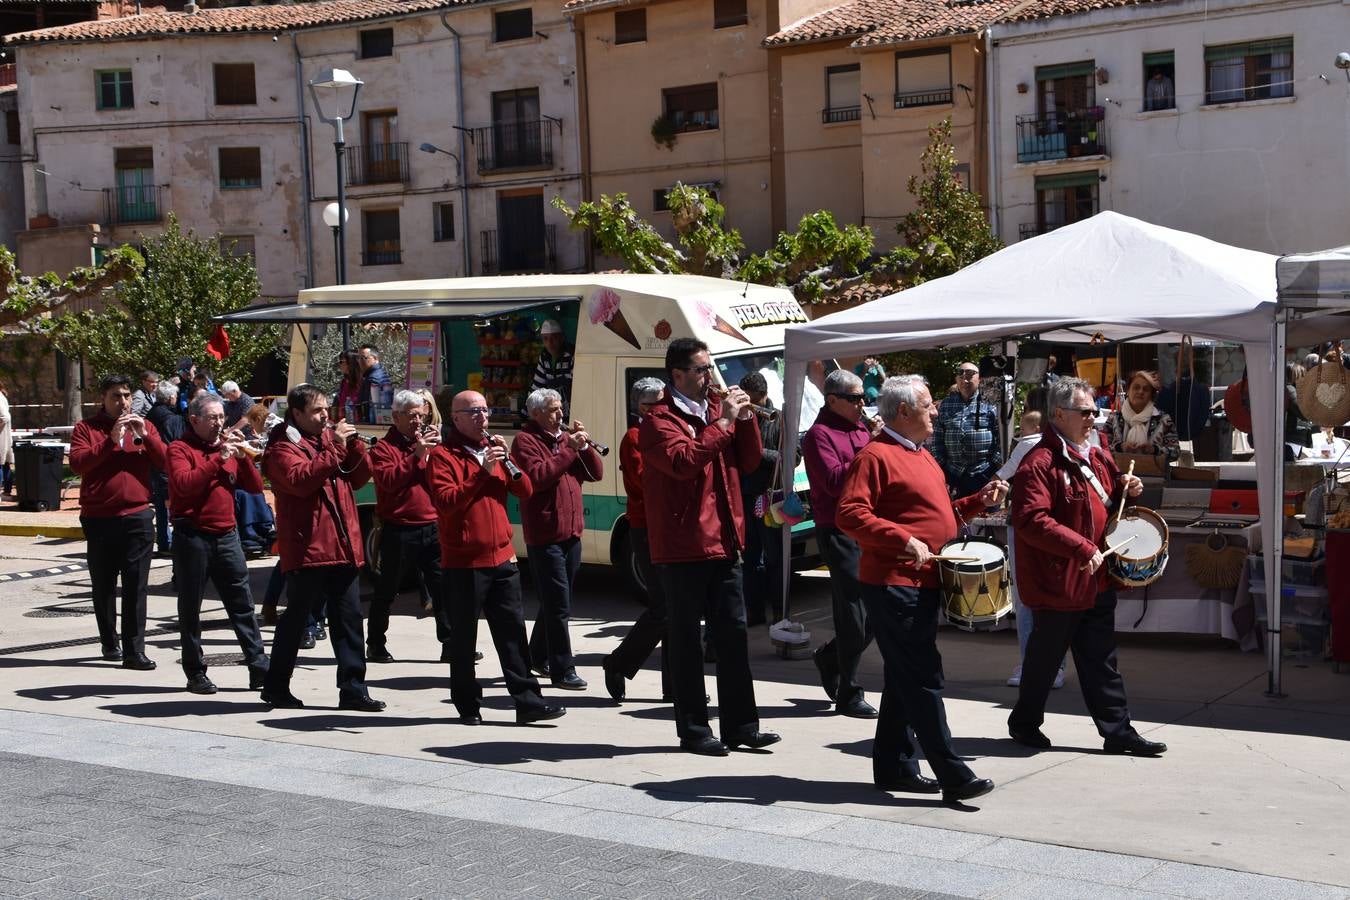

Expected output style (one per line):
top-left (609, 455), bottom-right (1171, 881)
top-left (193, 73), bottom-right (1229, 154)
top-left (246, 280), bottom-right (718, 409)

top-left (1114, 459), bottom-right (1135, 525)
top-left (930, 554), bottom-right (980, 562)
top-left (1079, 534), bottom-right (1137, 570)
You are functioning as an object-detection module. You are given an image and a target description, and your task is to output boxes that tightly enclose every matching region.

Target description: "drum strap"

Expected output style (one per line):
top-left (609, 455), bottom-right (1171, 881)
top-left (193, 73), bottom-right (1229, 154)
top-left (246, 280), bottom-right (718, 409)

top-left (1060, 443), bottom-right (1110, 506)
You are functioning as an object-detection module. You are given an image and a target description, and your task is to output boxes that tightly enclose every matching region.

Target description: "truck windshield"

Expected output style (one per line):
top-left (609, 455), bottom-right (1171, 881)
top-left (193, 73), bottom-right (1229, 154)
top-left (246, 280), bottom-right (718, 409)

top-left (715, 350), bottom-right (828, 435)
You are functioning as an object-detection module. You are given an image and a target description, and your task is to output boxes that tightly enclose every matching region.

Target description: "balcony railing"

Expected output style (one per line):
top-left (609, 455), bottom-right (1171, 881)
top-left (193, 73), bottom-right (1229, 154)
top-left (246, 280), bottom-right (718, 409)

top-left (361, 247), bottom-right (403, 266)
top-left (345, 142), bottom-right (409, 186)
top-left (1015, 109), bottom-right (1107, 163)
top-left (103, 185), bottom-right (163, 225)
top-left (481, 224), bottom-right (557, 275)
top-left (0, 64), bottom-right (15, 88)
top-left (894, 88), bottom-right (952, 109)
top-left (821, 106), bottom-right (860, 124)
top-left (1019, 223), bottom-right (1052, 241)
top-left (472, 120), bottom-right (554, 173)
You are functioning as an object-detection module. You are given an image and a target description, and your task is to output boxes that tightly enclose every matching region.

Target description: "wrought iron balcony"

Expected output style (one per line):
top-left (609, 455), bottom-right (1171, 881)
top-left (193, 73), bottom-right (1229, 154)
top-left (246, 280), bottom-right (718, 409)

top-left (894, 88), bottom-right (952, 109)
top-left (472, 120), bottom-right (554, 173)
top-left (103, 185), bottom-right (163, 225)
top-left (1019, 223), bottom-right (1053, 241)
top-left (345, 142), bottom-right (409, 186)
top-left (481, 224), bottom-right (557, 275)
top-left (1015, 109), bottom-right (1107, 163)
top-left (821, 106), bottom-right (861, 124)
top-left (361, 247), bottom-right (403, 266)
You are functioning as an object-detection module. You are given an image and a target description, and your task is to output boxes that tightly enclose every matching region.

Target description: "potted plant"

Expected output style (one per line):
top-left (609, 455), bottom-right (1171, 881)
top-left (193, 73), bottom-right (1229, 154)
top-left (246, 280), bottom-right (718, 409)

top-left (651, 115), bottom-right (677, 150)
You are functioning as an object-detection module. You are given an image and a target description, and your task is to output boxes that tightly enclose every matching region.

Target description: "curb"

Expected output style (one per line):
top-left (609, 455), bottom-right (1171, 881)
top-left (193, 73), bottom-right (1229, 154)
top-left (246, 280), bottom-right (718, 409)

top-left (0, 524), bottom-right (85, 539)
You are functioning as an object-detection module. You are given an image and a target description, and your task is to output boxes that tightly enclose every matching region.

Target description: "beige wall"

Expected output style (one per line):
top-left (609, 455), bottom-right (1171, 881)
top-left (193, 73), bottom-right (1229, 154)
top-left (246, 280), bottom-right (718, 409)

top-left (776, 42), bottom-right (863, 230)
top-left (0, 89), bottom-right (21, 249)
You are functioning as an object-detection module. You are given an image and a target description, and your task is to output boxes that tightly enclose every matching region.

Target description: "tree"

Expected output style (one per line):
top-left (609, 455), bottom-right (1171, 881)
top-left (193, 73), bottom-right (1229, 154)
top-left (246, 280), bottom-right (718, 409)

top-left (50, 216), bottom-right (283, 385)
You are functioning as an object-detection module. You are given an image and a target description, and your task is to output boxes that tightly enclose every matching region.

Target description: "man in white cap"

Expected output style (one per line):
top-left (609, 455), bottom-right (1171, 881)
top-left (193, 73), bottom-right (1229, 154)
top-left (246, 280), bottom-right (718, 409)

top-left (532, 320), bottom-right (574, 414)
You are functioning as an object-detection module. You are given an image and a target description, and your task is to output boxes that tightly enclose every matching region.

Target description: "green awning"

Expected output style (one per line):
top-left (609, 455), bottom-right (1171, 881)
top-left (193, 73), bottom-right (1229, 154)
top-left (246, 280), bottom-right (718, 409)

top-left (1035, 170), bottom-right (1099, 190)
top-left (1204, 38), bottom-right (1291, 62)
top-left (1143, 51), bottom-right (1174, 67)
top-left (1036, 61), bottom-right (1095, 81)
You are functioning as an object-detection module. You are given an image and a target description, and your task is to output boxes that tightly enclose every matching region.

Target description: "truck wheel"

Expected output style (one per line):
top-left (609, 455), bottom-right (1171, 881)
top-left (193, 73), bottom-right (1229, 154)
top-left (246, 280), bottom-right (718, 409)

top-left (362, 512), bottom-right (381, 579)
top-left (617, 528), bottom-right (649, 603)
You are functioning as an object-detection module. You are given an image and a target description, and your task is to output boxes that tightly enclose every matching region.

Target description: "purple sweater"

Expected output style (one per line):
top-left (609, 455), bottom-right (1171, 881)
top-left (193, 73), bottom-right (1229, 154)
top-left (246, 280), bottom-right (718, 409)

top-left (802, 407), bottom-right (872, 529)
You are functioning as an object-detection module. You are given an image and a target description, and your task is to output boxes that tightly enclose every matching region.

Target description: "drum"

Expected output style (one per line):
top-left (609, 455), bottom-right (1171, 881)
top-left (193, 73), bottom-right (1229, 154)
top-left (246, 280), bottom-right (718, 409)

top-left (937, 537), bottom-right (1011, 631)
top-left (1104, 506), bottom-right (1170, 588)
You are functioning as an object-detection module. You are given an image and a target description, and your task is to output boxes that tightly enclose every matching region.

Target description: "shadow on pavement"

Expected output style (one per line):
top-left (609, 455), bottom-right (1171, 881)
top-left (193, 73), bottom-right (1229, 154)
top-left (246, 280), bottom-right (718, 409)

top-left (426, 741), bottom-right (671, 766)
top-left (101, 699), bottom-right (248, 717)
top-left (632, 774), bottom-right (943, 809)
top-left (16, 684), bottom-right (181, 701)
top-left (258, 713), bottom-right (446, 732)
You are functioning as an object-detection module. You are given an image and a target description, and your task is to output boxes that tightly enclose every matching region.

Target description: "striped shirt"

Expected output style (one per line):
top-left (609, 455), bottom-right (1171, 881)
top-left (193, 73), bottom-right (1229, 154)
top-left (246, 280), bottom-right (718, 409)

top-left (532, 347), bottom-right (574, 399)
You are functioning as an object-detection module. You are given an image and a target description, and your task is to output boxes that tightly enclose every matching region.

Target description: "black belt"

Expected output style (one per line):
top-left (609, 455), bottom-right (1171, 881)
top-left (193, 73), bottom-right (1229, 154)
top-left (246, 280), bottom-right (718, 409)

top-left (172, 518), bottom-right (232, 537)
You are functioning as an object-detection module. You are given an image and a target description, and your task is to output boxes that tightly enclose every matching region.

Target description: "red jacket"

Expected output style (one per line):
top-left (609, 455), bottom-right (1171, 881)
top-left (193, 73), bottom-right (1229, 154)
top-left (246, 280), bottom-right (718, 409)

top-left (369, 426), bottom-right (437, 526)
top-left (639, 393), bottom-right (762, 565)
top-left (510, 421), bottom-right (603, 545)
top-left (262, 422), bottom-right (371, 572)
top-left (619, 426), bottom-right (645, 529)
top-left (71, 410), bottom-right (167, 518)
top-left (1010, 426), bottom-right (1124, 610)
top-left (836, 433), bottom-right (988, 588)
top-left (167, 431), bottom-right (264, 534)
top-left (802, 406), bottom-right (872, 529)
top-left (426, 427), bottom-right (533, 569)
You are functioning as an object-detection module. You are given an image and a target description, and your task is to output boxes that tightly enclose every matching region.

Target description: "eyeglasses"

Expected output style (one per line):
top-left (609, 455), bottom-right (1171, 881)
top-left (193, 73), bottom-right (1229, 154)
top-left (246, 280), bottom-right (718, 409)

top-left (958, 370), bottom-right (979, 379)
top-left (1060, 406), bottom-right (1097, 418)
top-left (831, 393), bottom-right (865, 403)
top-left (682, 364), bottom-right (715, 375)
top-left (455, 407), bottom-right (490, 417)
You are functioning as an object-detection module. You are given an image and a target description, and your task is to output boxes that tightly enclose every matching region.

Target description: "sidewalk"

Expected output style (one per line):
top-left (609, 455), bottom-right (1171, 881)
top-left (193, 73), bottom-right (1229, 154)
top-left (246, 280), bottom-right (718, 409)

top-left (0, 492), bottom-right (83, 538)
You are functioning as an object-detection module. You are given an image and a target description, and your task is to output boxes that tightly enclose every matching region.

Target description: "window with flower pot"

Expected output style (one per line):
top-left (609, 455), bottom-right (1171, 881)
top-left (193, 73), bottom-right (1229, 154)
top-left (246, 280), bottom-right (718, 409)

top-left (662, 83), bottom-right (719, 132)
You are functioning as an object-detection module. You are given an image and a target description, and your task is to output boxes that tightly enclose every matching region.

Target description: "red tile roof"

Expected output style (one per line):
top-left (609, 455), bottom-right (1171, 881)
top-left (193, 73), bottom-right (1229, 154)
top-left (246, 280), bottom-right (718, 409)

top-left (3, 0), bottom-right (468, 45)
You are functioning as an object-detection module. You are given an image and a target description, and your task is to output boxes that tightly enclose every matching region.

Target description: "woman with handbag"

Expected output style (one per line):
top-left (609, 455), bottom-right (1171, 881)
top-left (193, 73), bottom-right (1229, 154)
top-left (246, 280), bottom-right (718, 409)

top-left (1105, 371), bottom-right (1179, 460)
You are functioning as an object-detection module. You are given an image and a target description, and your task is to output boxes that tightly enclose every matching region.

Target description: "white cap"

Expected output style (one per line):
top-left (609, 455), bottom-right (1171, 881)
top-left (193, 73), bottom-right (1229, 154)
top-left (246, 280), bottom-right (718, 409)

top-left (540, 319), bottom-right (562, 335)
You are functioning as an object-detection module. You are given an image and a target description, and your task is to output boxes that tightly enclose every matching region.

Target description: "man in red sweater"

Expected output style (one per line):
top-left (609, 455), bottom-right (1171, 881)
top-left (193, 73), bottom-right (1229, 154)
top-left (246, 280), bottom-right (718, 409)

top-left (71, 374), bottom-right (167, 669)
top-left (837, 374), bottom-right (1005, 804)
top-left (260, 383), bottom-right (382, 712)
top-left (640, 339), bottom-right (779, 757)
top-left (602, 377), bottom-right (670, 702)
top-left (366, 389), bottom-right (446, 664)
top-left (511, 387), bottom-right (603, 690)
top-left (427, 390), bottom-right (564, 726)
top-left (167, 393), bottom-right (269, 694)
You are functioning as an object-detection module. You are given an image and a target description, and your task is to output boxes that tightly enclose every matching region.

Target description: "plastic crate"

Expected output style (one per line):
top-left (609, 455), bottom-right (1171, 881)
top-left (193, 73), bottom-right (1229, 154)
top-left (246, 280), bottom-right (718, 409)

top-left (1246, 555), bottom-right (1324, 587)
top-left (1248, 578), bottom-right (1329, 624)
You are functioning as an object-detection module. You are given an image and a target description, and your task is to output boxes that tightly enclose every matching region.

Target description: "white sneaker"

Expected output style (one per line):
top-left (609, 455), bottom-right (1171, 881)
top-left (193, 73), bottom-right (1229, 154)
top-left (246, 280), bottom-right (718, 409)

top-left (1006, 665), bottom-right (1022, 687)
top-left (1053, 667), bottom-right (1066, 689)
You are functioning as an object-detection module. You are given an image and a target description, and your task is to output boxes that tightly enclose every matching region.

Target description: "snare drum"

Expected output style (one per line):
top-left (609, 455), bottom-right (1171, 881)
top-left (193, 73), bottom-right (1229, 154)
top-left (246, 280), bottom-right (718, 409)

top-left (937, 537), bottom-right (1011, 631)
top-left (1104, 506), bottom-right (1170, 588)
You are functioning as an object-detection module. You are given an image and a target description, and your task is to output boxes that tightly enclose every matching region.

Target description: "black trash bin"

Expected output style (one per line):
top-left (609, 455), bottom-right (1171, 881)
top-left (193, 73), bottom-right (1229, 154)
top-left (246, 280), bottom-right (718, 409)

top-left (15, 441), bottom-right (64, 513)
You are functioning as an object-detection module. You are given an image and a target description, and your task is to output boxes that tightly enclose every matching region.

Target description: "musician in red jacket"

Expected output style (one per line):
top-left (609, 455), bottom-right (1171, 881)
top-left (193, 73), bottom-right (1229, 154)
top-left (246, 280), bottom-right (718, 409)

top-left (836, 374), bottom-right (1004, 804)
top-left (260, 383), bottom-right (382, 712)
top-left (511, 387), bottom-right (603, 690)
top-left (167, 393), bottom-right (269, 694)
top-left (426, 390), bottom-right (564, 727)
top-left (71, 374), bottom-right (167, 669)
top-left (366, 389), bottom-right (446, 663)
top-left (1007, 377), bottom-right (1165, 757)
top-left (639, 338), bottom-right (779, 757)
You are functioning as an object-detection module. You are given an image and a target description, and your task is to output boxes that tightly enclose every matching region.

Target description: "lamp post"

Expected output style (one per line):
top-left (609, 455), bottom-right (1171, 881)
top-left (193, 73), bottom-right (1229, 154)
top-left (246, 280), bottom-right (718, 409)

top-left (309, 67), bottom-right (362, 353)
top-left (418, 142), bottom-right (471, 276)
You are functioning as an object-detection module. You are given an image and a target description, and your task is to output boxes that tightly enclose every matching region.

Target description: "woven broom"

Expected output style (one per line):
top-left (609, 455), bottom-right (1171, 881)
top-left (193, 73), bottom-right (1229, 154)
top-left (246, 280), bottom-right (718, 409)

top-left (1184, 532), bottom-right (1247, 589)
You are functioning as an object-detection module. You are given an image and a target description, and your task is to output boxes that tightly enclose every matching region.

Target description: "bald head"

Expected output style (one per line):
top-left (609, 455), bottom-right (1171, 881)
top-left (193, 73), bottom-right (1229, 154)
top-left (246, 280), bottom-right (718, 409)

top-left (451, 390), bottom-right (490, 441)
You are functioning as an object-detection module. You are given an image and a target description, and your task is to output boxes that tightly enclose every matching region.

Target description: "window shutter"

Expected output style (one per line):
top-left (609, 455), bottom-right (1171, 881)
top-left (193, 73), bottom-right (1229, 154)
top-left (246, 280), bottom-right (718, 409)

top-left (1205, 38), bottom-right (1292, 62)
top-left (1142, 51), bottom-right (1174, 67)
top-left (1035, 61), bottom-right (1095, 81)
top-left (1035, 170), bottom-right (1099, 190)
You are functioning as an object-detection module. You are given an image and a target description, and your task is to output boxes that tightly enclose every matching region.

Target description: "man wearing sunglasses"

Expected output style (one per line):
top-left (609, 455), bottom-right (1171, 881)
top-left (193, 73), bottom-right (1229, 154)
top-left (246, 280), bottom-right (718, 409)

top-left (802, 369), bottom-right (879, 719)
top-left (1007, 378), bottom-right (1164, 758)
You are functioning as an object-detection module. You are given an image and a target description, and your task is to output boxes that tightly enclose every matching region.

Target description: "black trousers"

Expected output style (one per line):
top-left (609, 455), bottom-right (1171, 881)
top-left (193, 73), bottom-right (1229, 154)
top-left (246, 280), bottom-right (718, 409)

top-left (862, 583), bottom-right (974, 787)
top-left (82, 509), bottom-right (154, 654)
top-left (368, 521), bottom-right (447, 651)
top-left (658, 556), bottom-right (760, 743)
top-left (173, 523), bottom-right (268, 678)
top-left (264, 565), bottom-right (368, 700)
top-left (607, 528), bottom-right (670, 694)
top-left (815, 526), bottom-right (873, 706)
top-left (527, 536), bottom-right (581, 676)
top-left (1009, 589), bottom-right (1135, 741)
top-left (740, 502), bottom-right (784, 625)
top-left (444, 562), bottom-right (546, 717)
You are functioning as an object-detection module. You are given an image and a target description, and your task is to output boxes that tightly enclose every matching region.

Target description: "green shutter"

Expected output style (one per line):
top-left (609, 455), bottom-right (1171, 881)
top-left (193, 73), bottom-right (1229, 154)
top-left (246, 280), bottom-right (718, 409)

top-left (1143, 51), bottom-right (1174, 67)
top-left (1036, 61), bottom-right (1095, 81)
top-left (1036, 170), bottom-right (1099, 190)
top-left (1205, 38), bottom-right (1292, 62)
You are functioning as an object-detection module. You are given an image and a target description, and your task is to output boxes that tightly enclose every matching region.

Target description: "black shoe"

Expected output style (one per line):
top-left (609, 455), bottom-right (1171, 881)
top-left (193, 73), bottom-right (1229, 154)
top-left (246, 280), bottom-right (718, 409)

top-left (681, 735), bottom-right (729, 757)
top-left (837, 697), bottom-right (879, 719)
top-left (248, 667), bottom-right (268, 691)
top-left (313, 625), bottom-right (327, 641)
top-left (475, 650), bottom-right (484, 662)
top-left (440, 644), bottom-right (453, 664)
top-left (185, 673), bottom-right (217, 695)
top-left (260, 689), bottom-right (304, 709)
top-left (703, 644), bottom-right (717, 664)
top-left (552, 671), bottom-right (587, 691)
top-left (725, 731), bottom-right (781, 751)
top-left (101, 646), bottom-right (123, 662)
top-left (942, 777), bottom-right (995, 804)
top-left (121, 653), bottom-right (157, 671)
top-left (530, 661), bottom-right (551, 678)
top-left (1104, 734), bottom-right (1168, 756)
top-left (338, 694), bottom-right (386, 713)
top-left (1008, 726), bottom-right (1053, 750)
top-left (812, 646), bottom-right (839, 701)
top-left (366, 647), bottom-right (395, 664)
top-left (300, 632), bottom-right (317, 650)
top-left (517, 704), bottom-right (566, 725)
top-left (602, 656), bottom-right (626, 702)
top-left (875, 773), bottom-right (941, 794)
top-left (460, 712), bottom-right (482, 726)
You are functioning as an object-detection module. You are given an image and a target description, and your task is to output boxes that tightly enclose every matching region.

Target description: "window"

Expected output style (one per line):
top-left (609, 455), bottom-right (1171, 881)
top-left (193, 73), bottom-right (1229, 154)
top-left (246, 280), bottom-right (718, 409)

top-left (113, 147), bottom-right (157, 223)
top-left (1142, 51), bottom-right (1175, 111)
top-left (615, 8), bottom-right (647, 44)
top-left (653, 182), bottom-right (719, 212)
top-left (218, 147), bottom-right (262, 189)
top-left (363, 209), bottom-right (402, 266)
top-left (434, 202), bottom-right (455, 242)
top-left (713, 0), bottom-right (747, 28)
top-left (219, 235), bottom-right (255, 259)
top-left (662, 83), bottom-right (719, 132)
top-left (1036, 60), bottom-right (1095, 117)
top-left (490, 89), bottom-right (547, 168)
top-left (5, 110), bottom-right (18, 146)
top-left (823, 64), bottom-right (860, 123)
top-left (1205, 38), bottom-right (1293, 104)
top-left (360, 28), bottom-right (394, 59)
top-left (1034, 171), bottom-right (1098, 236)
top-left (96, 69), bottom-right (134, 110)
top-left (213, 63), bottom-right (256, 106)
top-left (894, 49), bottom-right (951, 108)
top-left (494, 8), bottom-right (533, 42)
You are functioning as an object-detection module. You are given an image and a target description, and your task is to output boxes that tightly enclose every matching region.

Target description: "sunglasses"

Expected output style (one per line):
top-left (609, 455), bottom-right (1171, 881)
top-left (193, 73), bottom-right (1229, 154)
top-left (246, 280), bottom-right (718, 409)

top-left (831, 393), bottom-right (865, 403)
top-left (1061, 406), bottom-right (1097, 418)
top-left (682, 364), bottom-right (715, 375)
top-left (455, 407), bottom-right (490, 417)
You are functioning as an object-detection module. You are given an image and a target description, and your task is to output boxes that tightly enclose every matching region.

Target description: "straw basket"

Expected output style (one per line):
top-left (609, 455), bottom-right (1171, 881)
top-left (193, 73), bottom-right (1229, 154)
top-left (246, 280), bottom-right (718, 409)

top-left (1296, 351), bottom-right (1350, 427)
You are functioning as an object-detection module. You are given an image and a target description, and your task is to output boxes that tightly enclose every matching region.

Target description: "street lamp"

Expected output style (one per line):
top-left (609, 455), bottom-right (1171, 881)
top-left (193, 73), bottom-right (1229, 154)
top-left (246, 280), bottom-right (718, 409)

top-left (419, 142), bottom-right (471, 276)
top-left (308, 67), bottom-right (363, 286)
top-left (321, 202), bottom-right (349, 285)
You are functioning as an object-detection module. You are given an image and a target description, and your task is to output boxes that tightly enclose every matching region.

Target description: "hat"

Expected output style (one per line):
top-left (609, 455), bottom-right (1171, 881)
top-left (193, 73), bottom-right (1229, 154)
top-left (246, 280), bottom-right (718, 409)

top-left (176, 356), bottom-right (194, 372)
top-left (540, 320), bottom-right (562, 336)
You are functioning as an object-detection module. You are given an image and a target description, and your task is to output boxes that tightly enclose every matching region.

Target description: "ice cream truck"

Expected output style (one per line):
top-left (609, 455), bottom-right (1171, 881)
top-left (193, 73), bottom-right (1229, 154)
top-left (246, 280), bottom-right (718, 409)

top-left (219, 273), bottom-right (821, 591)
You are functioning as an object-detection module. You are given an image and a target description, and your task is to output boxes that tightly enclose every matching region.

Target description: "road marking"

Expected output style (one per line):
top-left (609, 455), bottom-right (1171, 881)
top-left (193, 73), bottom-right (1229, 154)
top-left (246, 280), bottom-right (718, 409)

top-left (0, 562), bottom-right (87, 583)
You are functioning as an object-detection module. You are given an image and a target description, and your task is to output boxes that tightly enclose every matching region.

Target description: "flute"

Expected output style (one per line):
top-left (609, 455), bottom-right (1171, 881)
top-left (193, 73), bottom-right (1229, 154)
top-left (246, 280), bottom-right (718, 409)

top-left (707, 386), bottom-right (779, 423)
top-left (483, 428), bottom-right (524, 480)
top-left (568, 422), bottom-right (610, 456)
top-left (328, 423), bottom-right (378, 446)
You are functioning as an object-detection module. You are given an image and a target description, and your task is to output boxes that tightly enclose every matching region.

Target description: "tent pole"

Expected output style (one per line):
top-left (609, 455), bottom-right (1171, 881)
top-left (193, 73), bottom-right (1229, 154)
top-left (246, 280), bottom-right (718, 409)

top-left (1266, 313), bottom-right (1288, 698)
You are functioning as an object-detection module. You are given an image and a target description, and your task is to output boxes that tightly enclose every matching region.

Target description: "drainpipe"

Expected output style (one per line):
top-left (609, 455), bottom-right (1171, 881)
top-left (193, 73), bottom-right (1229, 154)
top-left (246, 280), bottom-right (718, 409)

top-left (291, 32), bottom-right (316, 291)
top-left (440, 13), bottom-right (472, 276)
top-left (984, 25), bottom-right (1001, 239)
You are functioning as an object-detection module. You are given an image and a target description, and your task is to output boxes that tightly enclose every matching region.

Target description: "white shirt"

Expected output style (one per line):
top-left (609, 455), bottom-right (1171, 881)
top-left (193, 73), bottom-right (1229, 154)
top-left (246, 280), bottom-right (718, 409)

top-left (997, 434), bottom-right (1041, 481)
top-left (881, 424), bottom-right (919, 451)
top-left (671, 386), bottom-right (708, 419)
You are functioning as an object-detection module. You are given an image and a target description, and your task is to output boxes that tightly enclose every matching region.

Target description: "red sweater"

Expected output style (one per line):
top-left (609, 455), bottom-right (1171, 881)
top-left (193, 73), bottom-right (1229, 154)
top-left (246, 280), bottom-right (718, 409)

top-left (426, 428), bottom-right (533, 569)
top-left (511, 421), bottom-right (603, 545)
top-left (167, 432), bottom-right (265, 533)
top-left (369, 426), bottom-right (437, 526)
top-left (619, 426), bottom-right (645, 529)
top-left (70, 410), bottom-right (168, 518)
top-left (836, 433), bottom-right (988, 587)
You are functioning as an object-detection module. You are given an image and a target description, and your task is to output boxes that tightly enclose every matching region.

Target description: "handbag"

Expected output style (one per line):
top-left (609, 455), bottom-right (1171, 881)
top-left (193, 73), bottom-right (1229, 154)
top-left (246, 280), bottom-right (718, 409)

top-left (1295, 349), bottom-right (1350, 427)
top-left (1224, 377), bottom-right (1252, 436)
top-left (1074, 333), bottom-right (1116, 392)
top-left (1158, 336), bottom-right (1211, 441)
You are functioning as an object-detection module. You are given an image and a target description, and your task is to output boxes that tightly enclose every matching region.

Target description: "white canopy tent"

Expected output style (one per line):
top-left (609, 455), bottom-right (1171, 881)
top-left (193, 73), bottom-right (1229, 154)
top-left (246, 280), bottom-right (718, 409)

top-left (782, 212), bottom-right (1335, 696)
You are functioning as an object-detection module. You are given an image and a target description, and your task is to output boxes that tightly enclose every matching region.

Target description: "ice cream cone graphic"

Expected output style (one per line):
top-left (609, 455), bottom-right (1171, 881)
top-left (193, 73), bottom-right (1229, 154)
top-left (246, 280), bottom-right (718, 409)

top-left (694, 300), bottom-right (752, 345)
top-left (588, 288), bottom-right (641, 349)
